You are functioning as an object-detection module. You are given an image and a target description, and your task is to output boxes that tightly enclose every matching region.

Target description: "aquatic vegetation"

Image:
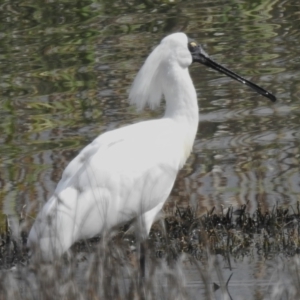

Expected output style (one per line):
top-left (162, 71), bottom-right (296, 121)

top-left (1, 203), bottom-right (300, 299)
top-left (2, 202), bottom-right (300, 268)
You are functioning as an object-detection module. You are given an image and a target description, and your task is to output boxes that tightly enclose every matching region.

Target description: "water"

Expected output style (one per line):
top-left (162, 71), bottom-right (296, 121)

top-left (0, 0), bottom-right (300, 296)
top-left (0, 0), bottom-right (297, 224)
top-left (2, 0), bottom-right (295, 217)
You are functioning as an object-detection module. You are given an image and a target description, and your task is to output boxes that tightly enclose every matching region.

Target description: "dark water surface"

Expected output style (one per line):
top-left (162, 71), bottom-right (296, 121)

top-left (0, 0), bottom-right (300, 296)
top-left (1, 0), bottom-right (298, 217)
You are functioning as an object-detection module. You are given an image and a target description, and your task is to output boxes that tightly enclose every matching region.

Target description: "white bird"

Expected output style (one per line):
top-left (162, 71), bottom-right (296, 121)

top-left (27, 32), bottom-right (276, 261)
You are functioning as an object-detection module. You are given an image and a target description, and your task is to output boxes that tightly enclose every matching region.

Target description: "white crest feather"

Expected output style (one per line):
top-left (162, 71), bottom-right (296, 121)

top-left (129, 33), bottom-right (190, 111)
top-left (129, 44), bottom-right (165, 111)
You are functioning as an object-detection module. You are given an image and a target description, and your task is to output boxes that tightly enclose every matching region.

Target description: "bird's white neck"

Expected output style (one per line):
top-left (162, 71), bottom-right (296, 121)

top-left (164, 67), bottom-right (198, 119)
top-left (162, 65), bottom-right (199, 164)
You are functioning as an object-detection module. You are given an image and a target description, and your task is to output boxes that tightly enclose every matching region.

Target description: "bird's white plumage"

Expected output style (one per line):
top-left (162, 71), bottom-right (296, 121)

top-left (27, 32), bottom-right (199, 261)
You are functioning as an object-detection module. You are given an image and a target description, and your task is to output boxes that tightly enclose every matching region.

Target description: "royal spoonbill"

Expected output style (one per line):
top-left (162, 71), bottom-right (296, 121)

top-left (27, 32), bottom-right (276, 261)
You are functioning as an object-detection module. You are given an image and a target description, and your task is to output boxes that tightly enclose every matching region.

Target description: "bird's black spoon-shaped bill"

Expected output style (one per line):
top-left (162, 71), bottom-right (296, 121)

top-left (188, 42), bottom-right (276, 102)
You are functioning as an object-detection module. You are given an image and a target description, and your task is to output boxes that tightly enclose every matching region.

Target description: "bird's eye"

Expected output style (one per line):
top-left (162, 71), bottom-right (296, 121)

top-left (188, 41), bottom-right (198, 52)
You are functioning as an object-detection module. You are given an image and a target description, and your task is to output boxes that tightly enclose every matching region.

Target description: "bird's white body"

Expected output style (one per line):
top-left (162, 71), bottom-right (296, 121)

top-left (27, 33), bottom-right (199, 261)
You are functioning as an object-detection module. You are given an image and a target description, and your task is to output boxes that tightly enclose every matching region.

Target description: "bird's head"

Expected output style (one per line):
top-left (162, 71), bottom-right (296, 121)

top-left (129, 32), bottom-right (276, 112)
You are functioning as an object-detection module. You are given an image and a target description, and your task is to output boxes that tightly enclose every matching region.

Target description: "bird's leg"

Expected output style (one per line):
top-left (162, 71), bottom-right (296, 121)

top-left (139, 240), bottom-right (146, 278)
top-left (138, 239), bottom-right (147, 300)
